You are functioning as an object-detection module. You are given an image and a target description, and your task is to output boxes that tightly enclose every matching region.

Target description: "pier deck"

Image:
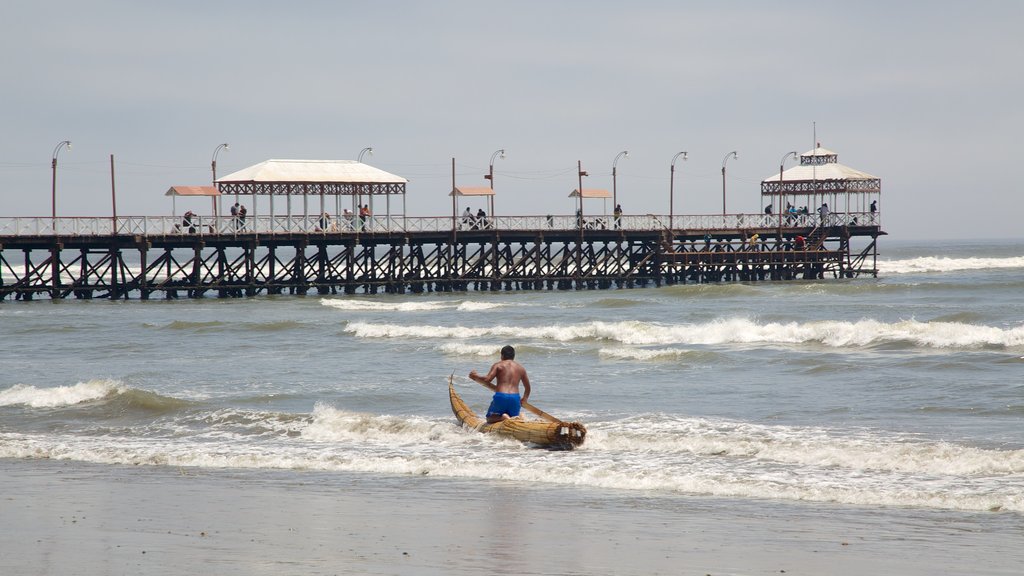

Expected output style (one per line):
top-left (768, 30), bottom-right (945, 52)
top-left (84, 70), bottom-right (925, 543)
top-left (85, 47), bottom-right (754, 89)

top-left (0, 213), bottom-right (882, 300)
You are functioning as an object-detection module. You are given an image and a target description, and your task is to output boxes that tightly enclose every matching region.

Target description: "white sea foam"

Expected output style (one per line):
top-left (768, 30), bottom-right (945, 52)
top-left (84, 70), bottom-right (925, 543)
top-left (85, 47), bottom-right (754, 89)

top-left (320, 299), bottom-right (512, 313)
top-left (598, 347), bottom-right (693, 361)
top-left (320, 299), bottom-right (450, 312)
top-left (439, 343), bottom-right (503, 356)
top-left (3, 412), bottom-right (1022, 513)
top-left (345, 318), bottom-right (1024, 350)
top-left (455, 301), bottom-right (510, 311)
top-left (0, 379), bottom-right (124, 408)
top-left (879, 255), bottom-right (1024, 275)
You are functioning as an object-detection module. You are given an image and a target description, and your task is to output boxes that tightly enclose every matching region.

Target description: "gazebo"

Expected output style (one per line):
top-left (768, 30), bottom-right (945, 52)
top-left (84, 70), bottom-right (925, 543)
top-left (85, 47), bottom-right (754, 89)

top-left (760, 146), bottom-right (881, 221)
top-left (569, 188), bottom-right (612, 216)
top-left (215, 159), bottom-right (408, 222)
top-left (449, 186), bottom-right (495, 220)
top-left (165, 185), bottom-right (220, 217)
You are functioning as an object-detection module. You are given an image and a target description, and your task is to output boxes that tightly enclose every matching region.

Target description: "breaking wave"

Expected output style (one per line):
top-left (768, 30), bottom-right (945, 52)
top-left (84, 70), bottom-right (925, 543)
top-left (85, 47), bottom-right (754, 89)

top-left (344, 318), bottom-right (1024, 351)
top-left (0, 380), bottom-right (125, 408)
top-left (879, 255), bottom-right (1024, 275)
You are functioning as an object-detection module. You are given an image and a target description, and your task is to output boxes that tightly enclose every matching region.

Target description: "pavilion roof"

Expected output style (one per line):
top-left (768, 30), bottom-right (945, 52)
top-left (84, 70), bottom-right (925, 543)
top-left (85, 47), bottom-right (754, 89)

top-left (165, 185), bottom-right (220, 197)
top-left (450, 186), bottom-right (495, 197)
top-left (216, 159), bottom-right (407, 184)
top-left (761, 163), bottom-right (879, 183)
top-left (568, 188), bottom-right (612, 199)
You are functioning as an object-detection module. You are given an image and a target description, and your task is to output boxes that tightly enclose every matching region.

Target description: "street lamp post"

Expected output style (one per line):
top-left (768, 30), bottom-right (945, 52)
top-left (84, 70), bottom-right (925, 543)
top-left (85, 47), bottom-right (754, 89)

top-left (211, 143), bottom-right (229, 183)
top-left (484, 148), bottom-right (505, 219)
top-left (576, 161), bottom-right (588, 283)
top-left (577, 160), bottom-right (588, 226)
top-left (777, 150), bottom-right (798, 226)
top-left (612, 150), bottom-right (628, 214)
top-left (721, 150), bottom-right (738, 216)
top-left (669, 151), bottom-right (688, 230)
top-left (212, 143), bottom-right (229, 217)
top-left (357, 147), bottom-right (373, 216)
top-left (51, 140), bottom-right (72, 225)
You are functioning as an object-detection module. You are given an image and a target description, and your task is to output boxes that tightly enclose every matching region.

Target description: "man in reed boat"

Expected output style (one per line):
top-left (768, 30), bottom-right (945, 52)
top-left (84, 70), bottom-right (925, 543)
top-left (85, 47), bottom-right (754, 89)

top-left (470, 345), bottom-right (531, 423)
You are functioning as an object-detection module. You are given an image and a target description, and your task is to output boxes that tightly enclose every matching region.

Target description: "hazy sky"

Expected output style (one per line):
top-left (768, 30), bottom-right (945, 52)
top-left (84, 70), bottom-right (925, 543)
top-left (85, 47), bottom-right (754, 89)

top-left (2, 1), bottom-right (1021, 239)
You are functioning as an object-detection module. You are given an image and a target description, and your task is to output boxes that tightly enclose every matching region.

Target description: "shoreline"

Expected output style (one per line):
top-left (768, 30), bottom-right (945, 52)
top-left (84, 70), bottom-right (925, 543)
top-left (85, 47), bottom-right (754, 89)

top-left (3, 458), bottom-right (1020, 576)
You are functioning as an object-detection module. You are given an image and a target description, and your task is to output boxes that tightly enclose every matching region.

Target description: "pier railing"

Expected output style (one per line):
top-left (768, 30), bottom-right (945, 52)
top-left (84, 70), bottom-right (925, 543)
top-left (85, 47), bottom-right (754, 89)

top-left (0, 212), bottom-right (878, 238)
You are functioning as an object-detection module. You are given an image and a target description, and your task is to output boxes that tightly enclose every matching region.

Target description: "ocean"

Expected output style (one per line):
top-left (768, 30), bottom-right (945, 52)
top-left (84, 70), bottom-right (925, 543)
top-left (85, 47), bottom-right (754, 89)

top-left (2, 237), bottom-right (1023, 574)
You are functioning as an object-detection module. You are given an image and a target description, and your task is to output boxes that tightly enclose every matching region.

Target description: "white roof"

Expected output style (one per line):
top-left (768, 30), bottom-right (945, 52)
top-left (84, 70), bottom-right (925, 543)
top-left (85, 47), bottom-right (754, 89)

top-left (568, 188), bottom-right (612, 199)
top-left (450, 186), bottom-right (495, 197)
top-left (165, 185), bottom-right (220, 197)
top-left (762, 162), bottom-right (879, 183)
top-left (801, 146), bottom-right (838, 157)
top-left (216, 159), bottom-right (407, 184)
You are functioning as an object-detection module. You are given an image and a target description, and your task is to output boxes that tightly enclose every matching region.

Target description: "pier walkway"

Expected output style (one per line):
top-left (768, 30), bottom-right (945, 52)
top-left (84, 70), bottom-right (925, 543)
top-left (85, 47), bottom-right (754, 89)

top-left (0, 212), bottom-right (882, 301)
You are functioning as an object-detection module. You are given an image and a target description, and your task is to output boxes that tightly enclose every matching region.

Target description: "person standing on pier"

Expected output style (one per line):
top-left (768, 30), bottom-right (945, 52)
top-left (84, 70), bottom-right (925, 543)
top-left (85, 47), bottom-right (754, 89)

top-left (238, 205), bottom-right (247, 230)
top-left (231, 203), bottom-right (240, 231)
top-left (614, 204), bottom-right (623, 229)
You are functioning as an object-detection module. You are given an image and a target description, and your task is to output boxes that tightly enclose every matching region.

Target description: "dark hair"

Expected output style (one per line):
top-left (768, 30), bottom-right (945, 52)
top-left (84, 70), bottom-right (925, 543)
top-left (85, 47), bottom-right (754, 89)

top-left (500, 345), bottom-right (515, 360)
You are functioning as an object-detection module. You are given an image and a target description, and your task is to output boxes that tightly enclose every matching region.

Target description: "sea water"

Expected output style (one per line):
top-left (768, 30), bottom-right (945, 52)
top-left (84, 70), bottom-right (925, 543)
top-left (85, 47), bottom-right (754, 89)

top-left (2, 239), bottom-right (1022, 518)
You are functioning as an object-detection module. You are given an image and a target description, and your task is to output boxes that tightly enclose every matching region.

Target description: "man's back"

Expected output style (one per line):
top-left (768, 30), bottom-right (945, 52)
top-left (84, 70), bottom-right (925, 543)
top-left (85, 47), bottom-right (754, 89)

top-left (492, 359), bottom-right (528, 395)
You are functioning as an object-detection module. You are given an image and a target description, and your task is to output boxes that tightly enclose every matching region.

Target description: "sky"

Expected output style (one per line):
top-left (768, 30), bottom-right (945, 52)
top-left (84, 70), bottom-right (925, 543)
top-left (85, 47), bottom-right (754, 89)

top-left (2, 0), bottom-right (1022, 240)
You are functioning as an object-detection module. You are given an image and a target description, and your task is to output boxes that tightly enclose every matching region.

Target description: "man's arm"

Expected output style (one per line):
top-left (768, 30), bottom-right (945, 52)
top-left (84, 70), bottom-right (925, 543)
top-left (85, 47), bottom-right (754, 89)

top-left (520, 370), bottom-right (531, 403)
top-left (469, 363), bottom-right (500, 391)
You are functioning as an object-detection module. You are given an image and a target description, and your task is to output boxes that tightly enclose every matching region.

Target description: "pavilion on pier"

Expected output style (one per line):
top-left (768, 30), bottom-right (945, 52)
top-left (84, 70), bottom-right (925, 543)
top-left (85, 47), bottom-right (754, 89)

top-left (215, 159), bottom-right (408, 222)
top-left (760, 146), bottom-right (881, 222)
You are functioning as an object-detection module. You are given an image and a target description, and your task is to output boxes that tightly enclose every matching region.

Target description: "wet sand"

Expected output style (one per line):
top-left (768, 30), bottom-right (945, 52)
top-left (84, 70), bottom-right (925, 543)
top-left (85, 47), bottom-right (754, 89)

top-left (2, 459), bottom-right (1019, 576)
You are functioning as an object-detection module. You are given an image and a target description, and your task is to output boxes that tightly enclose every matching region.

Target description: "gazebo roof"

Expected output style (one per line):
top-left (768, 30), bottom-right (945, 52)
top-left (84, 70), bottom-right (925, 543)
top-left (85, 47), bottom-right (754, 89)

top-left (568, 188), bottom-right (612, 199)
top-left (217, 159), bottom-right (407, 184)
top-left (761, 163), bottom-right (879, 183)
top-left (165, 185), bottom-right (220, 197)
top-left (449, 186), bottom-right (495, 197)
top-left (215, 159), bottom-right (407, 196)
top-left (761, 145), bottom-right (881, 195)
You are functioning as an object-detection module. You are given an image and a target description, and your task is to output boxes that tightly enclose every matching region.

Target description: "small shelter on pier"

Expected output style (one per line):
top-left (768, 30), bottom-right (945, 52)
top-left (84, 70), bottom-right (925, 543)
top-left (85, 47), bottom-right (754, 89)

top-left (450, 186), bottom-right (495, 220)
top-left (215, 159), bottom-right (408, 222)
top-left (569, 188), bottom-right (612, 216)
top-left (165, 185), bottom-right (220, 217)
top-left (760, 146), bottom-right (881, 220)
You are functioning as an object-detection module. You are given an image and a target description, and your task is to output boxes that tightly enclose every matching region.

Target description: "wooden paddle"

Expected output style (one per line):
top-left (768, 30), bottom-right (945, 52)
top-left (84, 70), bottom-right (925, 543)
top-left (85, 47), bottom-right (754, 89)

top-left (521, 399), bottom-right (559, 423)
top-left (466, 374), bottom-right (560, 423)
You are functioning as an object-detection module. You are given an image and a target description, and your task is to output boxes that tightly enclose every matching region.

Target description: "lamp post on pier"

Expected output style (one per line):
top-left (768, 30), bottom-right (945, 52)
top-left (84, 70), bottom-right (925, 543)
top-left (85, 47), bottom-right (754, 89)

top-left (484, 148), bottom-right (505, 218)
top-left (669, 151), bottom-right (687, 230)
top-left (212, 143), bottom-right (229, 216)
top-left (51, 140), bottom-right (72, 225)
top-left (721, 150), bottom-right (738, 216)
top-left (612, 150), bottom-right (628, 214)
top-left (777, 150), bottom-right (798, 225)
top-left (357, 147), bottom-right (373, 216)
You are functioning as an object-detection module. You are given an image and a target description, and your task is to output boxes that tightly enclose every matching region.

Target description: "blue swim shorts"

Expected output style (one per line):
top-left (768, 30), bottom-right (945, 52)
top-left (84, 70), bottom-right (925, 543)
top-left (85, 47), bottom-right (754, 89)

top-left (486, 392), bottom-right (521, 418)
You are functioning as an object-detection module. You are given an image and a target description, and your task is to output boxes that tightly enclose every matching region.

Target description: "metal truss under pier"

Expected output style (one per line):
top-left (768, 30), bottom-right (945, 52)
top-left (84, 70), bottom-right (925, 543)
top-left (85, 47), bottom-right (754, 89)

top-left (0, 226), bottom-right (881, 301)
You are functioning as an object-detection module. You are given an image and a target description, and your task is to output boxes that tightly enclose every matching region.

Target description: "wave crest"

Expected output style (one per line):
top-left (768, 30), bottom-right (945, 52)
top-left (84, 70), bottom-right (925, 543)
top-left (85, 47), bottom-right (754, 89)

top-left (345, 318), bottom-right (1024, 351)
top-left (880, 255), bottom-right (1024, 274)
top-left (0, 380), bottom-right (125, 408)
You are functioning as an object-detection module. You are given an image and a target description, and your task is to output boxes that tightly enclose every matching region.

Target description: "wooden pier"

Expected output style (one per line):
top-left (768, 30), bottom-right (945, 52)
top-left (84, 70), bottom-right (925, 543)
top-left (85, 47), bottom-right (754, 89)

top-left (0, 213), bottom-right (882, 301)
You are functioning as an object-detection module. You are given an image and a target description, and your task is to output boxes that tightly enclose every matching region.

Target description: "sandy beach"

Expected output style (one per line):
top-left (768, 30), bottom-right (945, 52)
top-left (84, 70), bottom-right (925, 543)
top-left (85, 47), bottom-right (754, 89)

top-left (2, 458), bottom-right (1018, 576)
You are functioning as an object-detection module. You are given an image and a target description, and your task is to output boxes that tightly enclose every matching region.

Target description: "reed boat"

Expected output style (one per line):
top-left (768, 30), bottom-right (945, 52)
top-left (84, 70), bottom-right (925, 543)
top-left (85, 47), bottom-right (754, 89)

top-left (448, 378), bottom-right (587, 450)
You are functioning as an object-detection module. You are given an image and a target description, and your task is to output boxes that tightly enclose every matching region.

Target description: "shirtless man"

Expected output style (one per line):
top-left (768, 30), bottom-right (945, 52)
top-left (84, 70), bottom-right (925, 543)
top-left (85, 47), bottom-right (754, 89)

top-left (469, 345), bottom-right (531, 423)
